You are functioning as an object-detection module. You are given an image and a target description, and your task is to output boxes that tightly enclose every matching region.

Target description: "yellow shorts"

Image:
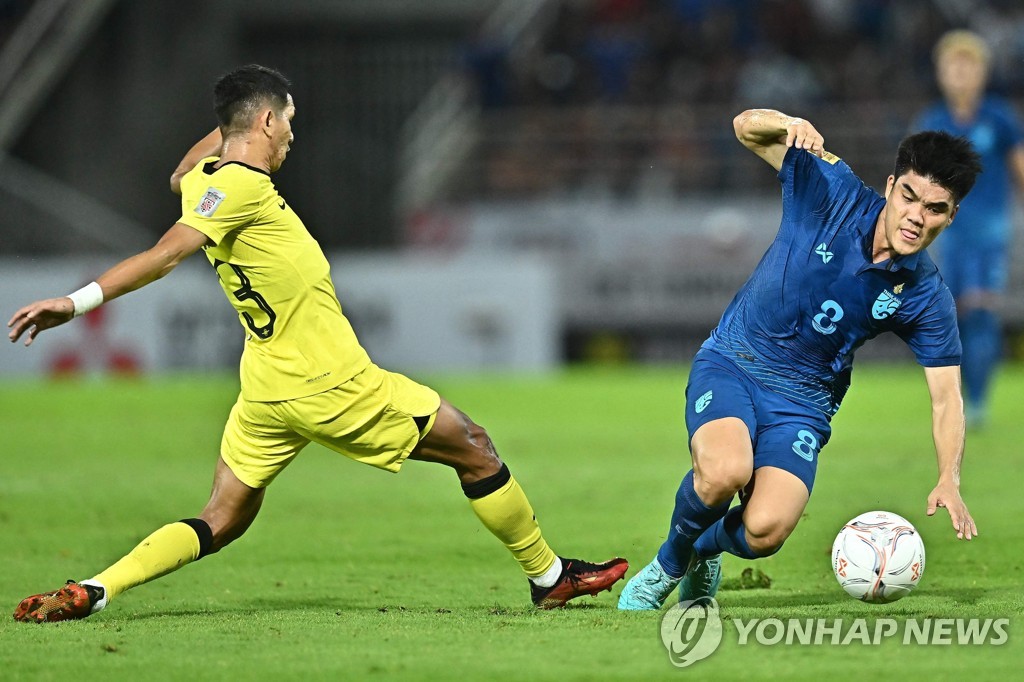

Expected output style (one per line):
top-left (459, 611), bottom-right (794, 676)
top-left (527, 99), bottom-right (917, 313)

top-left (220, 363), bottom-right (441, 488)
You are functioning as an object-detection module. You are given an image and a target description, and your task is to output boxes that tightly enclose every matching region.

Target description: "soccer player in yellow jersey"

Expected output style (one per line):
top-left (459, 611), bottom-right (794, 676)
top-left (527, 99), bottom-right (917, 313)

top-left (8, 64), bottom-right (626, 622)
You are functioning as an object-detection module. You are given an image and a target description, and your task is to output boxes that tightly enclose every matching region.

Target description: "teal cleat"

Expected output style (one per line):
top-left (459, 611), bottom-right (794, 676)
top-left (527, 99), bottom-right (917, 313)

top-left (617, 558), bottom-right (681, 611)
top-left (678, 554), bottom-right (723, 602)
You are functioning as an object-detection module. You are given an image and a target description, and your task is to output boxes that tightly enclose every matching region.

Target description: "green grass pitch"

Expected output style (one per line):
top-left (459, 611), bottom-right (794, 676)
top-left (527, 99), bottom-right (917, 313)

top-left (1, 363), bottom-right (1021, 680)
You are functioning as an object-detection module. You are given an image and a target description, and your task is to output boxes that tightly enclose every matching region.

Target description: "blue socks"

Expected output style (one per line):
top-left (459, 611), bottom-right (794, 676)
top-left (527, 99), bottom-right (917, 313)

top-left (656, 470), bottom-right (730, 577)
top-left (959, 308), bottom-right (1001, 412)
top-left (692, 505), bottom-right (768, 560)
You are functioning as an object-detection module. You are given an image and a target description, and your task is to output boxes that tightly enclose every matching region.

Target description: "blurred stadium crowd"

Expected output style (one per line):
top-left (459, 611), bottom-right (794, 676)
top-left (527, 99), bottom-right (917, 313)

top-left (451, 0), bottom-right (1024, 199)
top-left (1, 0), bottom-right (1022, 370)
top-left (463, 0), bottom-right (1024, 108)
top-left (1, 0), bottom-right (1021, 242)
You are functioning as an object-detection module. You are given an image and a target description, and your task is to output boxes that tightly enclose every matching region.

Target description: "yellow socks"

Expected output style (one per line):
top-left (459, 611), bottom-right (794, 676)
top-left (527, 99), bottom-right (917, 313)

top-left (90, 520), bottom-right (211, 601)
top-left (463, 465), bottom-right (558, 579)
top-left (87, 467), bottom-right (556, 605)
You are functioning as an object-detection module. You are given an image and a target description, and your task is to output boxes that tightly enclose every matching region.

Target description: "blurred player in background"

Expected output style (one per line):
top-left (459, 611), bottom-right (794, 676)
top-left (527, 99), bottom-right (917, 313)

top-left (912, 29), bottom-right (1024, 429)
top-left (618, 109), bottom-right (980, 611)
top-left (8, 64), bottom-right (626, 623)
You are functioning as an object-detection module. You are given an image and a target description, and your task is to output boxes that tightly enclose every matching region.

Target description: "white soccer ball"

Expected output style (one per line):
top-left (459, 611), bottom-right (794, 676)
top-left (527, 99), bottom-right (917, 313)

top-left (831, 511), bottom-right (925, 603)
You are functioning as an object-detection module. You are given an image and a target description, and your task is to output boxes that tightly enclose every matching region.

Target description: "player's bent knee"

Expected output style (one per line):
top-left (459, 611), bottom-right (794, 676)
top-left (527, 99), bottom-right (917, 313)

top-left (431, 403), bottom-right (496, 454)
top-left (432, 404), bottom-right (501, 476)
top-left (743, 519), bottom-right (793, 557)
top-left (745, 532), bottom-right (785, 557)
top-left (411, 414), bottom-right (502, 483)
top-left (694, 463), bottom-right (752, 503)
top-left (456, 438), bottom-right (502, 480)
top-left (449, 418), bottom-right (499, 470)
top-left (465, 420), bottom-right (496, 455)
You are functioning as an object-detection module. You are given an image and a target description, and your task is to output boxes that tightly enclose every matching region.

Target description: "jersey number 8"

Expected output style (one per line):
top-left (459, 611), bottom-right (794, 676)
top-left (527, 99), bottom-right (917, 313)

top-left (812, 299), bottom-right (844, 335)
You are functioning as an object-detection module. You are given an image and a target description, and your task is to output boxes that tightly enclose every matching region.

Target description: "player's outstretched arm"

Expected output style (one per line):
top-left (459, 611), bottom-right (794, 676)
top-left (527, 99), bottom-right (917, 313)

top-left (170, 128), bottom-right (223, 195)
top-left (733, 109), bottom-right (825, 171)
top-left (922, 365), bottom-right (978, 540)
top-left (7, 223), bottom-right (209, 346)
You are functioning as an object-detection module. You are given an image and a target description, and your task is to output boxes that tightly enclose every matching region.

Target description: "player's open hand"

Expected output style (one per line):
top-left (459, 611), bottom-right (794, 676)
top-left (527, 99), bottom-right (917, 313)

top-left (926, 481), bottom-right (978, 540)
top-left (783, 118), bottom-right (825, 157)
top-left (7, 297), bottom-right (75, 346)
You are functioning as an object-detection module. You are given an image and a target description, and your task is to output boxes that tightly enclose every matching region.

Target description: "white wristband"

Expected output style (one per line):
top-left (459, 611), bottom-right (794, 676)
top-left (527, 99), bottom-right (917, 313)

top-left (68, 281), bottom-right (104, 317)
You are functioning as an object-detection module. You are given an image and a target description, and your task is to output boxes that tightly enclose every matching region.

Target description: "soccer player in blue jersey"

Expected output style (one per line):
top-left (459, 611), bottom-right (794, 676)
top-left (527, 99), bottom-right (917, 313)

top-left (618, 108), bottom-right (982, 610)
top-left (912, 30), bottom-right (1024, 429)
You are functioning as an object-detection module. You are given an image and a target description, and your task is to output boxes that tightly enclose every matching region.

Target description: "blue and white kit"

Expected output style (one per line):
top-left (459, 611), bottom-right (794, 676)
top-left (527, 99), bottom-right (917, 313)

top-left (690, 146), bottom-right (961, 491)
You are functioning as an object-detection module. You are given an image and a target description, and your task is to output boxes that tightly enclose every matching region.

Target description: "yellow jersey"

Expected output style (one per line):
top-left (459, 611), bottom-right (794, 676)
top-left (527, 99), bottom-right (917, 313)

top-left (177, 157), bottom-right (370, 401)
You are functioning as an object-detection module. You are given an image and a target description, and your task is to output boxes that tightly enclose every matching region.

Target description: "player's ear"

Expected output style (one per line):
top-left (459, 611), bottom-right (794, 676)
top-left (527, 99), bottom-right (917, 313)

top-left (884, 175), bottom-right (895, 198)
top-left (261, 108), bottom-right (274, 137)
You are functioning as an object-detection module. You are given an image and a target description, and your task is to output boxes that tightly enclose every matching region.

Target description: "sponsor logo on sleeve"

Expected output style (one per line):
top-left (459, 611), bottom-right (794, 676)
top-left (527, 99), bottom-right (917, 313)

top-left (195, 188), bottom-right (226, 217)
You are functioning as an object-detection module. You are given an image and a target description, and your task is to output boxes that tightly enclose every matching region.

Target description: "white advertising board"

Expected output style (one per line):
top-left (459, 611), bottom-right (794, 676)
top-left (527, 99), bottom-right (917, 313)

top-left (0, 254), bottom-right (558, 377)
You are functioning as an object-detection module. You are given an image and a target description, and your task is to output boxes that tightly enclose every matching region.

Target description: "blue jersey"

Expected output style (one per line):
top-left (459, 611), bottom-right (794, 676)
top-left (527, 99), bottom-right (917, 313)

top-left (702, 147), bottom-right (961, 417)
top-left (913, 96), bottom-right (1023, 244)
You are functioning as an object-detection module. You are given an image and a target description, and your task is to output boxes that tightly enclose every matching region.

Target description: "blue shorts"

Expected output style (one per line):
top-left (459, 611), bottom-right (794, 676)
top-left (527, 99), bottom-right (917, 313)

top-left (684, 349), bottom-right (831, 494)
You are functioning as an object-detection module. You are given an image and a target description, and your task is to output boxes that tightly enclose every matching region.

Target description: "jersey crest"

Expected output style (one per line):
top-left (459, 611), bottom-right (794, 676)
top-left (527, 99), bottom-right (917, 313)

top-left (871, 289), bottom-right (902, 320)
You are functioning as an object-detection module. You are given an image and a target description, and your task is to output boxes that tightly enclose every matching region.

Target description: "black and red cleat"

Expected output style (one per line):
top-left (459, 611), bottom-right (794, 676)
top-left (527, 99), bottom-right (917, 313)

top-left (531, 557), bottom-right (629, 609)
top-left (13, 581), bottom-right (95, 623)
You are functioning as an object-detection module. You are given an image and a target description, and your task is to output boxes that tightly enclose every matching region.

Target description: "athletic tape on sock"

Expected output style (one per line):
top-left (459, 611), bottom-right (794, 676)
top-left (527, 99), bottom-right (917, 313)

top-left (461, 464), bottom-right (511, 499)
top-left (179, 518), bottom-right (214, 558)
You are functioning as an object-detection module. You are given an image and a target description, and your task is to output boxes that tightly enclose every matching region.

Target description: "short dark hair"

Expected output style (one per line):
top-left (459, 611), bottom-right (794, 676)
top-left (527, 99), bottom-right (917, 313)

top-left (213, 64), bottom-right (291, 134)
top-left (892, 131), bottom-right (982, 205)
